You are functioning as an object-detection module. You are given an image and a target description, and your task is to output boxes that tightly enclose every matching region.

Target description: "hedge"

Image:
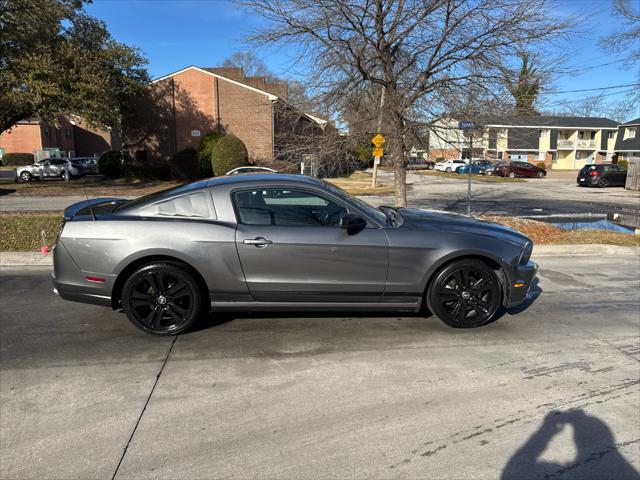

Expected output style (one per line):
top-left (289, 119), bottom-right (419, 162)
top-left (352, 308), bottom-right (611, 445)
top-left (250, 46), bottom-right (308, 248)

top-left (197, 132), bottom-right (222, 177)
top-left (211, 135), bottom-right (248, 175)
top-left (98, 151), bottom-right (123, 178)
top-left (1, 153), bottom-right (34, 166)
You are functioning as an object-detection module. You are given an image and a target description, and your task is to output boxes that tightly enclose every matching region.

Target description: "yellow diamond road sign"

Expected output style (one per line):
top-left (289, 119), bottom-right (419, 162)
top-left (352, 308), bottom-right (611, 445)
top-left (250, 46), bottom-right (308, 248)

top-left (371, 133), bottom-right (385, 147)
top-left (372, 147), bottom-right (384, 157)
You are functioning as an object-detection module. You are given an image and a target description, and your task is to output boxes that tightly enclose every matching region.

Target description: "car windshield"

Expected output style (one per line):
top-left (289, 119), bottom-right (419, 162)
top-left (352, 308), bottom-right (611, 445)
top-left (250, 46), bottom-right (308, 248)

top-left (320, 180), bottom-right (389, 225)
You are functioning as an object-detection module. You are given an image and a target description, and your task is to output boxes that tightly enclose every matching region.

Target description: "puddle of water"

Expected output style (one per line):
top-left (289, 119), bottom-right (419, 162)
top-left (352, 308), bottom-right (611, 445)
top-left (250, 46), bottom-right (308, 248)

top-left (531, 216), bottom-right (636, 234)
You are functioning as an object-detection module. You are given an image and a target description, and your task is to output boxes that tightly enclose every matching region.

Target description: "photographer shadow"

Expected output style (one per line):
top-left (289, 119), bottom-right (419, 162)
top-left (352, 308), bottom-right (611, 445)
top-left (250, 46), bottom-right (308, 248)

top-left (501, 410), bottom-right (639, 480)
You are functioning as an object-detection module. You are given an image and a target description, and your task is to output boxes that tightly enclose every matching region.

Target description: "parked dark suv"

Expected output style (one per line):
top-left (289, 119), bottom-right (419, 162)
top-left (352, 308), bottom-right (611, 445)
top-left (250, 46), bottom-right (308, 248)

top-left (577, 164), bottom-right (627, 187)
top-left (493, 161), bottom-right (546, 178)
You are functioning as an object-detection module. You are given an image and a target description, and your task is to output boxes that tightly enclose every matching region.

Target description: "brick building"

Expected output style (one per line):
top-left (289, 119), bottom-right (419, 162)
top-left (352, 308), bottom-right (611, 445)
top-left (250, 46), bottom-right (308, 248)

top-left (0, 115), bottom-right (120, 159)
top-left (143, 66), bottom-right (327, 162)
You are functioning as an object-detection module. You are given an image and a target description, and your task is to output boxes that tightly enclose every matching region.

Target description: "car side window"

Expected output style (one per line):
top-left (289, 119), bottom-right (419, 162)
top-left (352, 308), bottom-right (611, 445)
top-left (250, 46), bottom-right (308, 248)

top-left (140, 191), bottom-right (211, 218)
top-left (234, 188), bottom-right (348, 226)
top-left (602, 165), bottom-right (611, 172)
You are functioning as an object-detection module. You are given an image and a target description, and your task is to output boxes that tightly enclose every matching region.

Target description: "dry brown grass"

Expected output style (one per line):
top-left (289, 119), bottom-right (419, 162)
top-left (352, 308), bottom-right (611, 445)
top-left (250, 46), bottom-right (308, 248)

top-left (7, 178), bottom-right (182, 197)
top-left (482, 215), bottom-right (640, 246)
top-left (327, 171), bottom-right (394, 195)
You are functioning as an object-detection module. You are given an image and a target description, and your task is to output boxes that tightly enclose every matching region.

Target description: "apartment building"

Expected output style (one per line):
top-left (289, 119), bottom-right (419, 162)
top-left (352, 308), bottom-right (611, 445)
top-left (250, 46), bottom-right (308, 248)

top-left (0, 115), bottom-right (120, 159)
top-left (614, 117), bottom-right (640, 163)
top-left (429, 116), bottom-right (619, 170)
top-left (145, 66), bottom-right (327, 162)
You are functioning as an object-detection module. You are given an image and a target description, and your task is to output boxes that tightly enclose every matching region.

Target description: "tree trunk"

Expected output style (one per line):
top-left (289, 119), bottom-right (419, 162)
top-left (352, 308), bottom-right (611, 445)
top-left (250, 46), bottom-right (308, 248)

top-left (394, 163), bottom-right (407, 207)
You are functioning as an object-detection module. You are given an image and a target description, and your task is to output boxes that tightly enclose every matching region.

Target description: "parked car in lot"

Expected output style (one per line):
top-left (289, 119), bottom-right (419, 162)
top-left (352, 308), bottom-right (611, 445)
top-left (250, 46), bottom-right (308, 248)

top-left (492, 161), bottom-right (546, 178)
top-left (456, 160), bottom-right (494, 175)
top-left (434, 159), bottom-right (467, 172)
top-left (577, 164), bottom-right (627, 187)
top-left (71, 157), bottom-right (98, 175)
top-left (225, 166), bottom-right (277, 175)
top-left (17, 158), bottom-right (85, 182)
top-left (53, 174), bottom-right (537, 335)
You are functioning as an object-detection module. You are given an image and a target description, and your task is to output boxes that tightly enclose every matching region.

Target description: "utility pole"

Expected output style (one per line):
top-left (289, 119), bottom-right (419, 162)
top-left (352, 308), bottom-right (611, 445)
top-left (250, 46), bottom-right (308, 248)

top-left (371, 86), bottom-right (386, 188)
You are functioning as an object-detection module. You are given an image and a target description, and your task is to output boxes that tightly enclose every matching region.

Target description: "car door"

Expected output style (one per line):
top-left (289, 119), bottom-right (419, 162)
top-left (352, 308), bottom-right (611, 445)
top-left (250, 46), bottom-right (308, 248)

top-left (233, 187), bottom-right (389, 303)
top-left (612, 165), bottom-right (626, 186)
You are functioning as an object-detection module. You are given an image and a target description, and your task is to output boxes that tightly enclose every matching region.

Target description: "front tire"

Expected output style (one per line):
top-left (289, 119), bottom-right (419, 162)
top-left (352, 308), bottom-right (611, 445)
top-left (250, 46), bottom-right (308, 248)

top-left (536, 171), bottom-right (544, 178)
top-left (427, 260), bottom-right (502, 328)
top-left (445, 167), bottom-right (452, 173)
top-left (122, 262), bottom-right (207, 335)
top-left (20, 171), bottom-right (32, 182)
top-left (507, 171), bottom-right (516, 178)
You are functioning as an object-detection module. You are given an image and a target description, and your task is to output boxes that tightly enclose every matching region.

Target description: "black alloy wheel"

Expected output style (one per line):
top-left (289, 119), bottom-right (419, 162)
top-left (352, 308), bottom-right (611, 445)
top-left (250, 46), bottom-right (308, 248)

top-left (122, 262), bottom-right (206, 335)
top-left (427, 259), bottom-right (502, 328)
top-left (597, 177), bottom-right (609, 188)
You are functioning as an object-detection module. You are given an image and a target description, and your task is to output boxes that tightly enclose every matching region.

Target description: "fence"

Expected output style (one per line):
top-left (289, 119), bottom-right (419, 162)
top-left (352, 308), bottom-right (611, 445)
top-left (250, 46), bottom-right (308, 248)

top-left (625, 157), bottom-right (640, 191)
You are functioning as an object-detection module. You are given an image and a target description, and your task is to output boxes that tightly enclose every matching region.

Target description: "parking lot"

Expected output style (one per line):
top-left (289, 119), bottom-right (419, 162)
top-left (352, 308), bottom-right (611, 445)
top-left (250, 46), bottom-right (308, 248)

top-left (1, 254), bottom-right (639, 479)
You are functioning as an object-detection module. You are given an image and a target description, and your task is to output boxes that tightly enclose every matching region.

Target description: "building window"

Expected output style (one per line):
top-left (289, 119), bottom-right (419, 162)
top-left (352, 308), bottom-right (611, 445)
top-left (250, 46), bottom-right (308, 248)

top-left (64, 129), bottom-right (71, 140)
top-left (590, 131), bottom-right (596, 140)
top-left (608, 131), bottom-right (615, 139)
top-left (44, 126), bottom-right (50, 138)
top-left (624, 127), bottom-right (637, 140)
top-left (578, 131), bottom-right (585, 140)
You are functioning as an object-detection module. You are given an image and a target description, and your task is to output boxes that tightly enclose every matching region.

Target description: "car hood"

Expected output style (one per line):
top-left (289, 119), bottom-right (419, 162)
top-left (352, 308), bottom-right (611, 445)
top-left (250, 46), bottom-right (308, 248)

top-left (398, 208), bottom-right (530, 246)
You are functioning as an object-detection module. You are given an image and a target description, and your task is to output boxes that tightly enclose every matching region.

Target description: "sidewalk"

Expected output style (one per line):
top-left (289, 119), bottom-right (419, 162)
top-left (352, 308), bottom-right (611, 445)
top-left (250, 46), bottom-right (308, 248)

top-left (2, 244), bottom-right (638, 267)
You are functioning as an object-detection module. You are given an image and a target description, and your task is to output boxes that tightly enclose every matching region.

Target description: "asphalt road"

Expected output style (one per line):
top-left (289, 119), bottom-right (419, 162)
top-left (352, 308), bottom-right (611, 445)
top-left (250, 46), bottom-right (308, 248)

top-left (1, 254), bottom-right (639, 479)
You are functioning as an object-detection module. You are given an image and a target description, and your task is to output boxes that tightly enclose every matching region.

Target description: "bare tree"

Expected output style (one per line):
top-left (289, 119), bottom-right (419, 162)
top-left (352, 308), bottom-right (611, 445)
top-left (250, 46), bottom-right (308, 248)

top-left (599, 0), bottom-right (640, 109)
top-left (240, 0), bottom-right (572, 206)
top-left (222, 51), bottom-right (274, 78)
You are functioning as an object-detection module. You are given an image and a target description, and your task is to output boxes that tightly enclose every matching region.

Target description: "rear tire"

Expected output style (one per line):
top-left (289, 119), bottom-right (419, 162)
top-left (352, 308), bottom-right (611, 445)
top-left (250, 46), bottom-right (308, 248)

top-left (61, 171), bottom-right (70, 182)
top-left (122, 262), bottom-right (207, 335)
top-left (507, 172), bottom-right (516, 178)
top-left (597, 178), bottom-right (609, 188)
top-left (427, 260), bottom-right (502, 328)
top-left (20, 171), bottom-right (32, 182)
top-left (446, 167), bottom-right (452, 173)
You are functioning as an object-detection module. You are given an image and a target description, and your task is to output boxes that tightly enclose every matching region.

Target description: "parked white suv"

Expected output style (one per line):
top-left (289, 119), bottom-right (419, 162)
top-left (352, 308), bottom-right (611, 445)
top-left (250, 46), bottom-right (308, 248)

top-left (434, 159), bottom-right (467, 173)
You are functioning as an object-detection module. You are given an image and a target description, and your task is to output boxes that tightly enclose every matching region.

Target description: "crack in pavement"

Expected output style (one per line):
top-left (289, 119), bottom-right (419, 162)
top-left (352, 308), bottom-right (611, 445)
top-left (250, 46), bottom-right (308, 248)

top-left (111, 335), bottom-right (178, 480)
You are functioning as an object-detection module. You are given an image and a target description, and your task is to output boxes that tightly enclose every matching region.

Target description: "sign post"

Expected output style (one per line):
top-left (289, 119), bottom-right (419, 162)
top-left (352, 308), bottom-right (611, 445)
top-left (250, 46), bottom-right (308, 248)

top-left (371, 133), bottom-right (385, 188)
top-left (458, 121), bottom-right (476, 216)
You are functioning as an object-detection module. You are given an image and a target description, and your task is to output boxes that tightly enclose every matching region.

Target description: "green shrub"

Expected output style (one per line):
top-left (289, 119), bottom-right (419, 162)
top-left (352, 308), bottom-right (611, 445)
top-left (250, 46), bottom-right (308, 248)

top-left (169, 148), bottom-right (199, 180)
top-left (435, 157), bottom-right (444, 162)
top-left (536, 161), bottom-right (546, 170)
top-left (617, 159), bottom-right (629, 170)
top-left (98, 151), bottom-right (123, 178)
top-left (197, 132), bottom-right (222, 177)
top-left (123, 159), bottom-right (172, 180)
top-left (211, 135), bottom-right (248, 175)
top-left (2, 153), bottom-right (34, 166)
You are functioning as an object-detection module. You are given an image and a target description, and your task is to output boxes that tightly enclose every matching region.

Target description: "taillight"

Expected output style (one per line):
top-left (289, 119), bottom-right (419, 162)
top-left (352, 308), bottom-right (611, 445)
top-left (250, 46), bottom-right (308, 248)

top-left (589, 171), bottom-right (599, 177)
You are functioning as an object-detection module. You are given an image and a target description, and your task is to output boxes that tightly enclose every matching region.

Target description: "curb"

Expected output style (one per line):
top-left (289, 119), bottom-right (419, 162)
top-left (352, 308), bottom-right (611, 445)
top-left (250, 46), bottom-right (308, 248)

top-left (0, 252), bottom-right (53, 267)
top-left (532, 244), bottom-right (639, 257)
top-left (1, 244), bottom-right (638, 267)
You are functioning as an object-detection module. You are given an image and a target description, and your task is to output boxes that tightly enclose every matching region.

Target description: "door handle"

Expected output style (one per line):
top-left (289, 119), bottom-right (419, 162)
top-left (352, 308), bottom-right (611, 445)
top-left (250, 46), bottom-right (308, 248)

top-left (243, 237), bottom-right (273, 247)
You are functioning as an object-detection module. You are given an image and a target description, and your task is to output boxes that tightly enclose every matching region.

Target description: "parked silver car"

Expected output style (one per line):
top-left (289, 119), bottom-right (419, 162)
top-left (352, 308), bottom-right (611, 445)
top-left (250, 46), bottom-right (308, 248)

top-left (53, 174), bottom-right (537, 335)
top-left (17, 158), bottom-right (84, 182)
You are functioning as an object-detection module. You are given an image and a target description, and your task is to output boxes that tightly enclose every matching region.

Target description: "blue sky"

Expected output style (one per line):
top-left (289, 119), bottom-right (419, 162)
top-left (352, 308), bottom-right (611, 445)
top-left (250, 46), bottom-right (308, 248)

top-left (87, 0), bottom-right (639, 117)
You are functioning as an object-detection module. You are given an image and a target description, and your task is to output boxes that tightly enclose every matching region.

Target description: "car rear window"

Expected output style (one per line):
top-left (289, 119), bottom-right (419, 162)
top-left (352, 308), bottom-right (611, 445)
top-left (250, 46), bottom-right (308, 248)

top-left (579, 165), bottom-right (598, 174)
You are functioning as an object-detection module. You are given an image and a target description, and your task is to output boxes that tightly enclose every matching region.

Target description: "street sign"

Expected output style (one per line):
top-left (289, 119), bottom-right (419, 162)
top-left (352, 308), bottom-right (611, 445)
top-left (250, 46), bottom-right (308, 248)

top-left (372, 147), bottom-right (384, 157)
top-left (371, 133), bottom-right (385, 147)
top-left (374, 157), bottom-right (381, 165)
top-left (458, 120), bottom-right (475, 130)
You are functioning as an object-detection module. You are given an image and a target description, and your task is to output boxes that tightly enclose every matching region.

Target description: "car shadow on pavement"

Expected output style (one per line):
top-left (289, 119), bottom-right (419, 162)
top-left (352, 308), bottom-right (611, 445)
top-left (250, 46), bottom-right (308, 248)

top-left (501, 409), bottom-right (640, 480)
top-left (193, 280), bottom-right (543, 333)
top-left (0, 187), bottom-right (16, 196)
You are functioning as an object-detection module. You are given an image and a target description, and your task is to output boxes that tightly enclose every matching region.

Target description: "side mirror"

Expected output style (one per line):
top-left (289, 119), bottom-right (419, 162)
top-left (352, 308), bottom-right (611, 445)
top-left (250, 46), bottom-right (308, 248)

top-left (340, 213), bottom-right (367, 234)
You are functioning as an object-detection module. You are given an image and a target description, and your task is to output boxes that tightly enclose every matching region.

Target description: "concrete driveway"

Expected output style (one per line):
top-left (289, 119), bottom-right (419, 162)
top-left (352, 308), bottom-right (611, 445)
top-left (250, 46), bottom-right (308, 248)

top-left (1, 254), bottom-right (639, 479)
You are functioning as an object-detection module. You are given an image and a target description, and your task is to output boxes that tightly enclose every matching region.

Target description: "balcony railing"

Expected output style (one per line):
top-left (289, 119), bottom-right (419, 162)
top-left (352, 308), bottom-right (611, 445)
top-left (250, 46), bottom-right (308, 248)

top-left (557, 139), bottom-right (574, 148)
top-left (576, 139), bottom-right (596, 148)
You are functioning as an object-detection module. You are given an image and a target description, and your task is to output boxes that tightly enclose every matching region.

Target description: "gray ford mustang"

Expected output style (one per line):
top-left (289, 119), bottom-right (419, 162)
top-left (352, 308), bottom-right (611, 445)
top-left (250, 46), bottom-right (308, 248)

top-left (53, 174), bottom-right (537, 335)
